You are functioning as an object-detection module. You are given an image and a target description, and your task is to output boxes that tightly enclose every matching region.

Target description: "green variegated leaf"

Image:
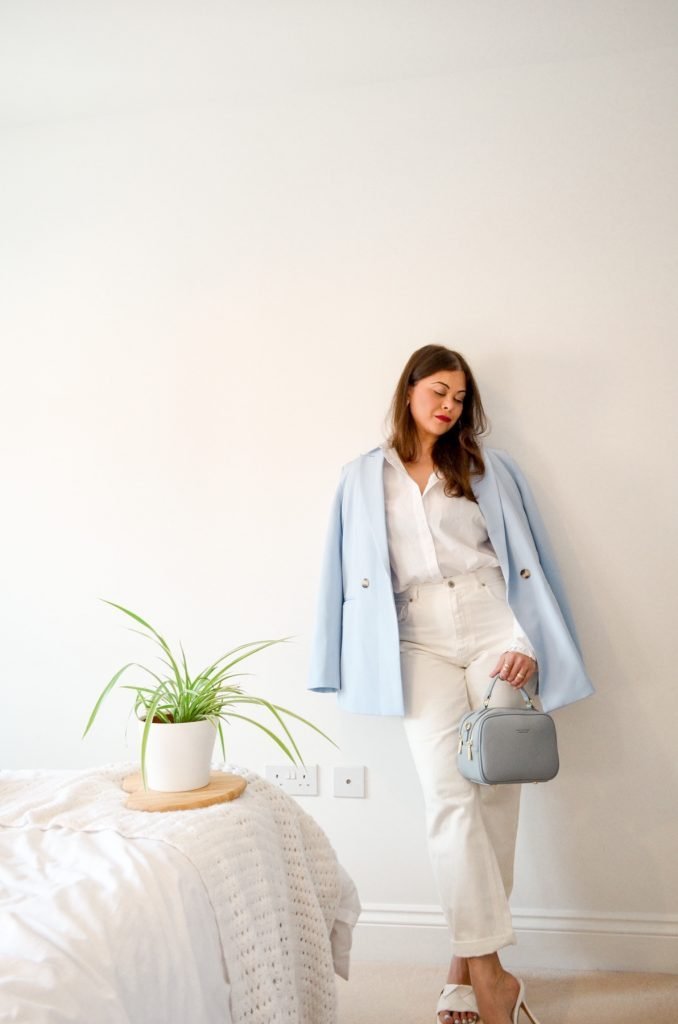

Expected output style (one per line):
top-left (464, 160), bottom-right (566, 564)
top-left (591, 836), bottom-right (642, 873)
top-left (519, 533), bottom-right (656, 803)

top-left (84, 608), bottom-right (332, 768)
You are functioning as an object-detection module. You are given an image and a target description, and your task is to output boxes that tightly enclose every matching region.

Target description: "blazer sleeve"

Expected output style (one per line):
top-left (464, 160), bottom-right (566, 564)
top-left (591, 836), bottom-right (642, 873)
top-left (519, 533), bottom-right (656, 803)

top-left (306, 465), bottom-right (348, 693)
top-left (494, 449), bottom-right (585, 657)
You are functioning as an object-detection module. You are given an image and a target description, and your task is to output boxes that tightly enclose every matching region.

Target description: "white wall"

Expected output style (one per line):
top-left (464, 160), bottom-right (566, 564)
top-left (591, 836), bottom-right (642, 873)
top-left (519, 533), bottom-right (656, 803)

top-left (2, 1), bottom-right (677, 972)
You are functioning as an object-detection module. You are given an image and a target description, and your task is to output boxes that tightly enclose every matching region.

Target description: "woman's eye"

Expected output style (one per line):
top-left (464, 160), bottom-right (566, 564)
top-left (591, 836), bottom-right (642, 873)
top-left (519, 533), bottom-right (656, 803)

top-left (454, 397), bottom-right (464, 404)
top-left (433, 390), bottom-right (446, 397)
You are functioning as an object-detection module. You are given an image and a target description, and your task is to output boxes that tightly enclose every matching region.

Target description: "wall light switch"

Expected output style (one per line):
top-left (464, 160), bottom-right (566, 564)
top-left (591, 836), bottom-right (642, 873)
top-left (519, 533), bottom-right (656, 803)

top-left (333, 765), bottom-right (366, 798)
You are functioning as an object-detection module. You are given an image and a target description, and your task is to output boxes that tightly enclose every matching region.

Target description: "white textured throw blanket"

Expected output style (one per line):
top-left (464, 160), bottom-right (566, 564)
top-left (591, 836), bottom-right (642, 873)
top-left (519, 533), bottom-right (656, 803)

top-left (0, 763), bottom-right (356, 1024)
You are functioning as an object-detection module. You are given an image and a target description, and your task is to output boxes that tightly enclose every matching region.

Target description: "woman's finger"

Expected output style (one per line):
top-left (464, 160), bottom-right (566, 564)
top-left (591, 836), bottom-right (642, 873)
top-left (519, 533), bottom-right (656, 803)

top-left (509, 657), bottom-right (536, 687)
top-left (499, 654), bottom-right (516, 681)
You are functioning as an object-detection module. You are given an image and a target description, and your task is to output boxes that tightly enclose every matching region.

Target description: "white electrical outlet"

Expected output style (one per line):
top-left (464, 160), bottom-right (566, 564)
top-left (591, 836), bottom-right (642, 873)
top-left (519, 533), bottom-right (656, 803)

top-left (264, 764), bottom-right (318, 796)
top-left (333, 765), bottom-right (366, 798)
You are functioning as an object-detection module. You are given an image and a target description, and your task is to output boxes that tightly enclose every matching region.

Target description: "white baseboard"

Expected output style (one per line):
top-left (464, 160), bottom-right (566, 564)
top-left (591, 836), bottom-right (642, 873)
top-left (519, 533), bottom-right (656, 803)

top-left (351, 903), bottom-right (678, 974)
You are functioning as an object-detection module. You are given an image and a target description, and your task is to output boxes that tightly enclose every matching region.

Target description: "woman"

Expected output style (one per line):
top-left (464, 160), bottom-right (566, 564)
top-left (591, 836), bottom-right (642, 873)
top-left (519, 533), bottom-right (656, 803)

top-left (307, 345), bottom-right (595, 1024)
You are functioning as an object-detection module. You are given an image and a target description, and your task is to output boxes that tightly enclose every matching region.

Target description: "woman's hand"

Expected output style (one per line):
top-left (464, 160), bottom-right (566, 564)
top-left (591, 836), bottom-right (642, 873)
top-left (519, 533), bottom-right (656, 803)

top-left (490, 652), bottom-right (537, 688)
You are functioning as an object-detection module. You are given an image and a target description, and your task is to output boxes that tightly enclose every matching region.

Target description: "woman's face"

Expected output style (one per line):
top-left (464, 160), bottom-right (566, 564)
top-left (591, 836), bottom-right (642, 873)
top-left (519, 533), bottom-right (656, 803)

top-left (407, 369), bottom-right (467, 443)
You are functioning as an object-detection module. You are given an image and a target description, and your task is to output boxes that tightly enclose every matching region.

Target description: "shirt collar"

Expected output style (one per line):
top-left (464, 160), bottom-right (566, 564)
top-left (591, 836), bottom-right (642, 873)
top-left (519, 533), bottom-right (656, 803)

top-left (379, 442), bottom-right (442, 480)
top-left (379, 442), bottom-right (404, 472)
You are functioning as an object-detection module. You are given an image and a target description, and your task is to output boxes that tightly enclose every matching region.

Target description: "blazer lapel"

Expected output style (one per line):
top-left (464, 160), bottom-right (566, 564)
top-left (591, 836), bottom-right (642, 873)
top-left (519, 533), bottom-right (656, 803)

top-left (471, 451), bottom-right (509, 577)
top-left (358, 449), bottom-right (391, 578)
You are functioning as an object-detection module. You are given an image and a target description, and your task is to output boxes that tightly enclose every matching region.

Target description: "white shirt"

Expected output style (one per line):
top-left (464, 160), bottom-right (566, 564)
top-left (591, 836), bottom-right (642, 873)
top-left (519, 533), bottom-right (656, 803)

top-left (381, 443), bottom-right (536, 660)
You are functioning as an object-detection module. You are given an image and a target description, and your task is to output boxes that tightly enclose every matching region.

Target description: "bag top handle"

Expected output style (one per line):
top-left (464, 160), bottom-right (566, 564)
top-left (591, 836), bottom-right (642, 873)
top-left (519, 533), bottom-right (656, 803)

top-left (483, 673), bottom-right (536, 709)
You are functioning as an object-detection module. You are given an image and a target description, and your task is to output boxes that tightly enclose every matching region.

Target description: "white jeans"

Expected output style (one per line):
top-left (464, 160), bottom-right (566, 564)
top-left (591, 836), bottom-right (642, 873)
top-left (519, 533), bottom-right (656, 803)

top-left (397, 564), bottom-right (539, 958)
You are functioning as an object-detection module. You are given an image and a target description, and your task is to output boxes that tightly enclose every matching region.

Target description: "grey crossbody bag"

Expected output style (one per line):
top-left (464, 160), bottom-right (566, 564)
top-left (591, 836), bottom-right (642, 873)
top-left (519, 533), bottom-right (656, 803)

top-left (456, 676), bottom-right (559, 785)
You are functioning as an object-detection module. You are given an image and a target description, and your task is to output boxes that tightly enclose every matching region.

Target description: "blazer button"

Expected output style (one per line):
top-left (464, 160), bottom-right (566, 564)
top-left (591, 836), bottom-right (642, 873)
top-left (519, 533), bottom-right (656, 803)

top-left (520, 568), bottom-right (531, 579)
top-left (361, 578), bottom-right (370, 588)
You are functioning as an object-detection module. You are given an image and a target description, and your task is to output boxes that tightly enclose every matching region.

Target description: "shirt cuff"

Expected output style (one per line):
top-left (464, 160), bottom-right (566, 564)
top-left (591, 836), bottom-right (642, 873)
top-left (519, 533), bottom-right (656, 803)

top-left (508, 616), bottom-right (538, 662)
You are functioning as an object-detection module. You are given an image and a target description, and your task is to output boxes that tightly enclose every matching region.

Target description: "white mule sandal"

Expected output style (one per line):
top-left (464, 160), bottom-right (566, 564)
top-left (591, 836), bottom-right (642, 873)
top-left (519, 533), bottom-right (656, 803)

top-left (511, 978), bottom-right (541, 1024)
top-left (435, 983), bottom-right (481, 1023)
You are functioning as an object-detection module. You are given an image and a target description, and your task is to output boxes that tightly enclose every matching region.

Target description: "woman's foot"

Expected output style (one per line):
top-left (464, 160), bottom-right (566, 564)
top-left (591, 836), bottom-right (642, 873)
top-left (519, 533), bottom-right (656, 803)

top-left (437, 956), bottom-right (479, 1024)
top-left (468, 954), bottom-right (520, 1024)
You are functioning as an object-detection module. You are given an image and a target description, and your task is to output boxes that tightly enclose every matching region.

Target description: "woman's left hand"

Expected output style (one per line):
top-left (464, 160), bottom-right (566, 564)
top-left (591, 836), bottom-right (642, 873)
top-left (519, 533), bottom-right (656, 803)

top-left (490, 652), bottom-right (537, 688)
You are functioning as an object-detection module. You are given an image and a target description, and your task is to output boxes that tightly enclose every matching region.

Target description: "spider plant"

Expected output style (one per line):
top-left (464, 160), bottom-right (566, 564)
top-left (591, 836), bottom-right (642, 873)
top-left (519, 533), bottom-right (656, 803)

top-left (83, 600), bottom-right (338, 788)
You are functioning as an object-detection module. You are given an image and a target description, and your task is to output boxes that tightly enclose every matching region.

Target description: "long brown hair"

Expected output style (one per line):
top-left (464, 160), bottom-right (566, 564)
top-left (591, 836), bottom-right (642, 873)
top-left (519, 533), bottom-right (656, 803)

top-left (383, 345), bottom-right (489, 501)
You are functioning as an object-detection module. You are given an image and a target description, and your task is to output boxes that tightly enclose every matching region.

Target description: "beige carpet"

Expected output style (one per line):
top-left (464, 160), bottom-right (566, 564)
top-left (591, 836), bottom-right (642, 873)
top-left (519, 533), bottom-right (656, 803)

top-left (336, 961), bottom-right (678, 1024)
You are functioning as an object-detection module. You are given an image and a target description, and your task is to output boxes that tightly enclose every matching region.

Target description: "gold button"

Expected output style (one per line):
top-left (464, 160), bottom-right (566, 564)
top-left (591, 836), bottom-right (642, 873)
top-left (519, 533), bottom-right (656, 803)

top-left (520, 568), bottom-right (531, 579)
top-left (447, 580), bottom-right (455, 587)
top-left (361, 578), bottom-right (370, 588)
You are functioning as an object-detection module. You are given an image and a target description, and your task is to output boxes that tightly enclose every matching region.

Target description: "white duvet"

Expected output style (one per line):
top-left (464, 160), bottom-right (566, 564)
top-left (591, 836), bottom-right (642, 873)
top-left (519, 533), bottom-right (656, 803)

top-left (0, 828), bottom-right (230, 1023)
top-left (0, 765), bottom-right (361, 1024)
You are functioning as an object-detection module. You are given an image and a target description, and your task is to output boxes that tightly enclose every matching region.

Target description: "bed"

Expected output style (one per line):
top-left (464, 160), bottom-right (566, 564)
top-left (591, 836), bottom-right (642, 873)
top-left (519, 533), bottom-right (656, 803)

top-left (0, 762), bottom-right (361, 1024)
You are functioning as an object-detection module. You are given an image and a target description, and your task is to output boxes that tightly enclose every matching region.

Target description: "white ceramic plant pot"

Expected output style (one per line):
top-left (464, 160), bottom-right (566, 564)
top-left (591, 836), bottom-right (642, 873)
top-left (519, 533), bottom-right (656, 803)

top-left (140, 719), bottom-right (217, 792)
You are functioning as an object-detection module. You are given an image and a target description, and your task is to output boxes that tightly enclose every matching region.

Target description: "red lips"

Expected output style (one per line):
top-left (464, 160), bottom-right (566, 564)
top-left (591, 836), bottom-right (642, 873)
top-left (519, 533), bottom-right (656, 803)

top-left (435, 415), bottom-right (451, 422)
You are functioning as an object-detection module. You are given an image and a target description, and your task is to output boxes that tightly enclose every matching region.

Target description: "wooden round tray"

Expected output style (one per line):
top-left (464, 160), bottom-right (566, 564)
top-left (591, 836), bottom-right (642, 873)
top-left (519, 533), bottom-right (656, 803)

top-left (122, 771), bottom-right (247, 812)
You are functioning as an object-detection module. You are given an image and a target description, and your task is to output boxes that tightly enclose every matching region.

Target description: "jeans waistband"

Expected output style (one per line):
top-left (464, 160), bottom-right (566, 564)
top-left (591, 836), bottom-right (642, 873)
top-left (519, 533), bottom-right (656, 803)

top-left (395, 564), bottom-right (504, 601)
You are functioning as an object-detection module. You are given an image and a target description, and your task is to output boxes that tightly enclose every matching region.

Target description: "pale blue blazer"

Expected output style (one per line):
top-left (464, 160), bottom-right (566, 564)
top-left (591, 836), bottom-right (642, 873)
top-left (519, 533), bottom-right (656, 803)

top-left (306, 444), bottom-right (595, 715)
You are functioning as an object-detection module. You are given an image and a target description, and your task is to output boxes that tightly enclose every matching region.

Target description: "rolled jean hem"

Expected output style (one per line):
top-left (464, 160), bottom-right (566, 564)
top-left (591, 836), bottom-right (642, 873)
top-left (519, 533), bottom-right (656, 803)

top-left (449, 930), bottom-right (517, 958)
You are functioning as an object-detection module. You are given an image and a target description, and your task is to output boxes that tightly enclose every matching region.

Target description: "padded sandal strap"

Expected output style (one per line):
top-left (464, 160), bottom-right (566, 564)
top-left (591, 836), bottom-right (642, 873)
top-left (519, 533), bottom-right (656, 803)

top-left (436, 983), bottom-right (480, 1015)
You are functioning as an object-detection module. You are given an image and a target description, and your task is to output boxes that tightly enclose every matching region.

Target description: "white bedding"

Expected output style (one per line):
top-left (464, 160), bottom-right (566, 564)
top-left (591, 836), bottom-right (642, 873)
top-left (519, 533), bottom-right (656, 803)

top-left (0, 828), bottom-right (230, 1023)
top-left (0, 764), bottom-right (361, 1024)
